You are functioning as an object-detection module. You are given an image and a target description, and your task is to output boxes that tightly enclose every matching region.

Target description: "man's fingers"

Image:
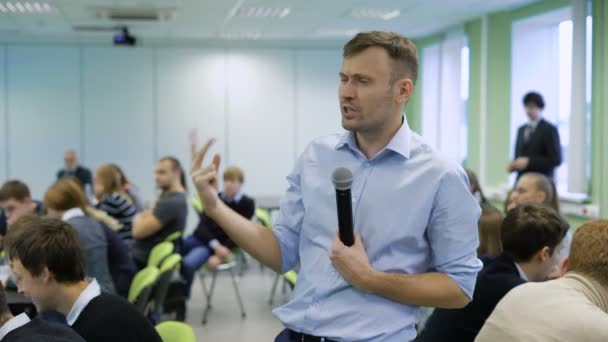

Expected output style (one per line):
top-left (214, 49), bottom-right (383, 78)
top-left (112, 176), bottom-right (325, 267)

top-left (212, 154), bottom-right (221, 171)
top-left (191, 138), bottom-right (216, 174)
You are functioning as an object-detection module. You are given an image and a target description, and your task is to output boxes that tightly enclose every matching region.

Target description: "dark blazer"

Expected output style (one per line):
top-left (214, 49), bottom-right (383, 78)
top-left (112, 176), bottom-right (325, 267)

top-left (100, 224), bottom-right (136, 298)
top-left (57, 166), bottom-right (93, 188)
top-left (514, 118), bottom-right (562, 179)
top-left (419, 253), bottom-right (526, 342)
top-left (71, 293), bottom-right (161, 342)
top-left (1, 317), bottom-right (85, 342)
top-left (195, 193), bottom-right (255, 249)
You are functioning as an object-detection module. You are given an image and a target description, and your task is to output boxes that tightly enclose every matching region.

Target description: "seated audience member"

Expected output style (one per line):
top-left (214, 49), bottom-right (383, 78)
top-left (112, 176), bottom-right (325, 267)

top-left (0, 181), bottom-right (43, 228)
top-left (94, 164), bottom-right (137, 246)
top-left (3, 217), bottom-right (162, 342)
top-left (477, 207), bottom-right (504, 262)
top-left (419, 203), bottom-right (568, 342)
top-left (0, 209), bottom-right (6, 237)
top-left (476, 220), bottom-right (608, 341)
top-left (465, 168), bottom-right (492, 209)
top-left (181, 167), bottom-right (255, 296)
top-left (507, 172), bottom-right (572, 271)
top-left (109, 164), bottom-right (145, 213)
top-left (44, 179), bottom-right (117, 294)
top-left (132, 157), bottom-right (188, 269)
top-left (56, 151), bottom-right (92, 194)
top-left (0, 281), bottom-right (85, 342)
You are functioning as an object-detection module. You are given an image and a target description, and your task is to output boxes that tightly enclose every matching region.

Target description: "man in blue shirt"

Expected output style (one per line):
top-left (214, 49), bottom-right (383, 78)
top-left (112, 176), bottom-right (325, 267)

top-left (191, 31), bottom-right (482, 341)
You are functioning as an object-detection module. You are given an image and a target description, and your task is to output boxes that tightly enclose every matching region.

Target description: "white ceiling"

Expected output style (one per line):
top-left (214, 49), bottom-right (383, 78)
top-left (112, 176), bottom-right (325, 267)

top-left (0, 0), bottom-right (541, 46)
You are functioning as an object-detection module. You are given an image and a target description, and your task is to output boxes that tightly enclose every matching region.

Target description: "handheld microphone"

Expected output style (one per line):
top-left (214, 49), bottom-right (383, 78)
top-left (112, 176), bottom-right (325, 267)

top-left (332, 167), bottom-right (354, 247)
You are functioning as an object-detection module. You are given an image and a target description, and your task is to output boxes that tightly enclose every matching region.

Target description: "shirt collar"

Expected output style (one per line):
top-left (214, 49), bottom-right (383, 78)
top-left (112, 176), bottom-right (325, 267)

top-left (335, 115), bottom-right (411, 160)
top-left (0, 313), bottom-right (30, 340)
top-left (514, 263), bottom-right (529, 281)
top-left (62, 207), bottom-right (85, 221)
top-left (528, 117), bottom-right (542, 129)
top-left (67, 279), bottom-right (101, 326)
top-left (220, 192), bottom-right (244, 203)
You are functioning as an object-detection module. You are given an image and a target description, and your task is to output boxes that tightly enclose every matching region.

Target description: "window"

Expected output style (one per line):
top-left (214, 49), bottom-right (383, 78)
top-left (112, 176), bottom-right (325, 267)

top-left (510, 5), bottom-right (591, 196)
top-left (421, 33), bottom-right (469, 165)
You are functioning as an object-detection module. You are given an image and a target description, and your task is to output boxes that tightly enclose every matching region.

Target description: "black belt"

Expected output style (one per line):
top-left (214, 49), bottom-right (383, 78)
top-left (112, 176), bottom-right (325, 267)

top-left (289, 329), bottom-right (338, 342)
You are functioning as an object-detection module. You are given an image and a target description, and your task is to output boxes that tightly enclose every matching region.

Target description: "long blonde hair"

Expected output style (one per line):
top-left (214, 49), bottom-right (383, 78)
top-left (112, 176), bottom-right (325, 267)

top-left (45, 178), bottom-right (122, 230)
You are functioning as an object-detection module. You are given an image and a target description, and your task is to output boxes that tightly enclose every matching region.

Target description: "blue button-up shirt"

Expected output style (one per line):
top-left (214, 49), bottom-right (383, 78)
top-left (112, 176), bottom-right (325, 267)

top-left (272, 118), bottom-right (482, 341)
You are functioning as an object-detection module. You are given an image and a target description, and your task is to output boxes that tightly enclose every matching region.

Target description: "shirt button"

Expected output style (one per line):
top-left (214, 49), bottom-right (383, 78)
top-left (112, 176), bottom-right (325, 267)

top-left (365, 162), bottom-right (371, 167)
top-left (330, 271), bottom-right (337, 277)
top-left (312, 302), bottom-right (319, 308)
top-left (352, 197), bottom-right (357, 203)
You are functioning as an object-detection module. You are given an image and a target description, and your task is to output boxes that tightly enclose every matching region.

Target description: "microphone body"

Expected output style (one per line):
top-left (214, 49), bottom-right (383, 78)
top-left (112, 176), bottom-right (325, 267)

top-left (332, 167), bottom-right (354, 247)
top-left (335, 187), bottom-right (354, 246)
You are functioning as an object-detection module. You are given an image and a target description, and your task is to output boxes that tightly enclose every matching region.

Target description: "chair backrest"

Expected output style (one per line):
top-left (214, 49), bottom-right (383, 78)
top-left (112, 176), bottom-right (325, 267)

top-left (128, 266), bottom-right (160, 312)
top-left (160, 253), bottom-right (182, 274)
top-left (284, 270), bottom-right (298, 286)
top-left (254, 208), bottom-right (272, 228)
top-left (156, 321), bottom-right (196, 342)
top-left (163, 231), bottom-right (183, 243)
top-left (148, 242), bottom-right (175, 267)
top-left (191, 195), bottom-right (204, 214)
top-left (151, 254), bottom-right (182, 318)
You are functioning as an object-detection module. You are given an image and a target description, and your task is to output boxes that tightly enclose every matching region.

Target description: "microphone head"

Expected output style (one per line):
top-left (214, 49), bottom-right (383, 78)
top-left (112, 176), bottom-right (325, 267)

top-left (332, 167), bottom-right (353, 190)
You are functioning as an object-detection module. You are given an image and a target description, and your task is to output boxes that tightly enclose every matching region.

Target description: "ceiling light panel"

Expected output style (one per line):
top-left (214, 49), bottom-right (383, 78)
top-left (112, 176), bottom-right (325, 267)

top-left (233, 6), bottom-right (290, 18)
top-left (0, 1), bottom-right (56, 14)
top-left (349, 8), bottom-right (401, 21)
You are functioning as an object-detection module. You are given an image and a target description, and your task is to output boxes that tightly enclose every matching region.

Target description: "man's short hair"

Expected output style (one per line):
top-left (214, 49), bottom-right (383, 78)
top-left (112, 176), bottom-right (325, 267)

top-left (3, 216), bottom-right (85, 283)
top-left (343, 31), bottom-right (419, 85)
top-left (501, 203), bottom-right (568, 262)
top-left (568, 220), bottom-right (608, 285)
top-left (0, 180), bottom-right (31, 202)
top-left (523, 91), bottom-right (545, 109)
top-left (224, 167), bottom-right (244, 183)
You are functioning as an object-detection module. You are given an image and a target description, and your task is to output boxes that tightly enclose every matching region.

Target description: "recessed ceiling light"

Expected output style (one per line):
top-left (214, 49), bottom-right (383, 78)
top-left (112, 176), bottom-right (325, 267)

top-left (349, 8), bottom-right (401, 21)
top-left (220, 32), bottom-right (262, 40)
top-left (234, 6), bottom-right (290, 18)
top-left (0, 1), bottom-right (56, 14)
top-left (316, 28), bottom-right (360, 38)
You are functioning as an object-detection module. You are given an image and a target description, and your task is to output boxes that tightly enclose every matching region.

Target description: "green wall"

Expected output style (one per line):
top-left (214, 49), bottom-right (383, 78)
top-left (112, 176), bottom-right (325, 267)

top-left (465, 0), bottom-right (607, 219)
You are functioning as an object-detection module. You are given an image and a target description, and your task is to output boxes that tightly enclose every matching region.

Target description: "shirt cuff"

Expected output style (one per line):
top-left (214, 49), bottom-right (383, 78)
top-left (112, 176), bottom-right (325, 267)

top-left (209, 239), bottom-right (220, 249)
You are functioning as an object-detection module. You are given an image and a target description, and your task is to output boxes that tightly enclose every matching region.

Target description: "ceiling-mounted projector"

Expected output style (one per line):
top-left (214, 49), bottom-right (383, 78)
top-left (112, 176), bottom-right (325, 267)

top-left (114, 27), bottom-right (137, 46)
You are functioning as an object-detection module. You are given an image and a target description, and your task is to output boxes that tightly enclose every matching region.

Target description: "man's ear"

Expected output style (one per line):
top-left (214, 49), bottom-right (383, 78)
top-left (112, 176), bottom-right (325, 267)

top-left (396, 78), bottom-right (414, 105)
top-left (559, 256), bottom-right (569, 276)
top-left (40, 267), bottom-right (54, 284)
top-left (535, 246), bottom-right (551, 263)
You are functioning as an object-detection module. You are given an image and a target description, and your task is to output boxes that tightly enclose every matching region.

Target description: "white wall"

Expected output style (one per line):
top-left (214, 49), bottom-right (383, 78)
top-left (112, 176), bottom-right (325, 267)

top-left (0, 45), bottom-right (342, 212)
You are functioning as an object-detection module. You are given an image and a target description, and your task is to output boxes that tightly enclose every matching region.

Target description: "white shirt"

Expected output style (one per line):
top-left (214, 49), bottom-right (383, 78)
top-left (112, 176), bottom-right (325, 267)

top-left (66, 279), bottom-right (101, 326)
top-left (527, 117), bottom-right (542, 132)
top-left (0, 313), bottom-right (30, 340)
top-left (62, 207), bottom-right (85, 221)
top-left (514, 263), bottom-right (529, 281)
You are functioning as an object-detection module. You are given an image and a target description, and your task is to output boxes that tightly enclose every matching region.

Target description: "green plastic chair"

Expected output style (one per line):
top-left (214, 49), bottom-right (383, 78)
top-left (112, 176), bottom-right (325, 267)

top-left (191, 196), bottom-right (204, 214)
top-left (128, 266), bottom-right (160, 314)
top-left (151, 254), bottom-right (182, 318)
top-left (283, 270), bottom-right (298, 286)
top-left (148, 242), bottom-right (175, 267)
top-left (269, 269), bottom-right (298, 305)
top-left (254, 208), bottom-right (272, 228)
top-left (155, 321), bottom-right (196, 342)
top-left (198, 250), bottom-right (246, 324)
top-left (164, 231), bottom-right (183, 243)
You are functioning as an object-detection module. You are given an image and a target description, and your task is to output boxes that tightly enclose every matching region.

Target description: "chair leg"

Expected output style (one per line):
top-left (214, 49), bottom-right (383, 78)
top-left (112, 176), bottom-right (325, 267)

top-left (229, 268), bottom-right (247, 319)
top-left (202, 271), bottom-right (218, 325)
top-left (269, 273), bottom-right (280, 305)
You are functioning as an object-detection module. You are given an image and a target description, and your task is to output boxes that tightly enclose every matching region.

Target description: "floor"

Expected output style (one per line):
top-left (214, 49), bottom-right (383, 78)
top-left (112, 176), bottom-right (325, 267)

top-left (183, 260), bottom-right (287, 341)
